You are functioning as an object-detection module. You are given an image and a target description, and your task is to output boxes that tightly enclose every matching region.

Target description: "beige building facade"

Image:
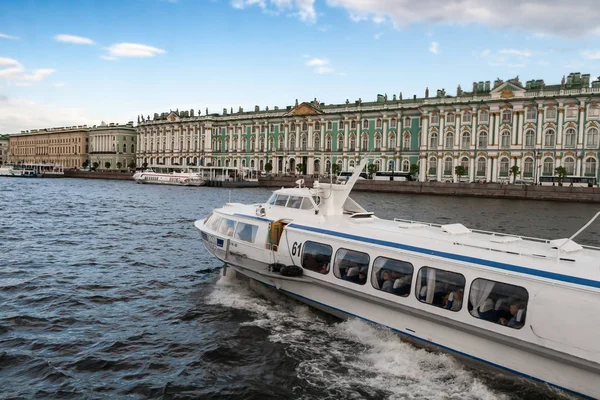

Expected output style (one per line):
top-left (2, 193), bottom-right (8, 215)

top-left (9, 126), bottom-right (89, 168)
top-left (0, 134), bottom-right (9, 165)
top-left (89, 122), bottom-right (136, 169)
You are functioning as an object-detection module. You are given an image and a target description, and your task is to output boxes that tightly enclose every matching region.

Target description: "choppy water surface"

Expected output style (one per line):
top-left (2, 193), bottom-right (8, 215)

top-left (1, 177), bottom-right (597, 399)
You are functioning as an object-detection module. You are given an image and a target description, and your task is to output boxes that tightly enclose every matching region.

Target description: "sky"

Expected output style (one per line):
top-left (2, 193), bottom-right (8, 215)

top-left (1, 0), bottom-right (600, 133)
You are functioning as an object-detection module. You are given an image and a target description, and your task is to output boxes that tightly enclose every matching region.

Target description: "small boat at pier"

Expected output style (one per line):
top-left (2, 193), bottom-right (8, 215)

top-left (133, 166), bottom-right (206, 186)
top-left (0, 163), bottom-right (62, 177)
top-left (195, 158), bottom-right (600, 399)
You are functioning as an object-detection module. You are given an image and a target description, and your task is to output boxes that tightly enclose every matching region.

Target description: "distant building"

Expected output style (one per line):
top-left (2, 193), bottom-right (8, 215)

top-left (9, 122), bottom-right (136, 169)
top-left (135, 72), bottom-right (596, 183)
top-left (88, 121), bottom-right (136, 169)
top-left (0, 134), bottom-right (9, 165)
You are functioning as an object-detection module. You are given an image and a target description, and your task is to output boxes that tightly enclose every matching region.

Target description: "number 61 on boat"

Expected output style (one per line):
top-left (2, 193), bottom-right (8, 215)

top-left (195, 158), bottom-right (600, 399)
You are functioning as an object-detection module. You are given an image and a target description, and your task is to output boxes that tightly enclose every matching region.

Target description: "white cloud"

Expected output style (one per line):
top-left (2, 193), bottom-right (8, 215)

top-left (0, 33), bottom-right (19, 40)
top-left (374, 32), bottom-right (383, 39)
top-left (480, 49), bottom-right (491, 57)
top-left (582, 50), bottom-right (600, 60)
top-left (306, 57), bottom-right (328, 67)
top-left (498, 48), bottom-right (532, 57)
top-left (429, 41), bottom-right (439, 54)
top-left (0, 57), bottom-right (24, 77)
top-left (20, 69), bottom-right (55, 82)
top-left (54, 82), bottom-right (65, 87)
top-left (0, 96), bottom-right (95, 133)
top-left (324, 0), bottom-right (600, 38)
top-left (105, 43), bottom-right (166, 58)
top-left (100, 55), bottom-right (117, 61)
top-left (231, 0), bottom-right (316, 22)
top-left (305, 57), bottom-right (335, 74)
top-left (0, 58), bottom-right (54, 84)
top-left (54, 34), bottom-right (95, 45)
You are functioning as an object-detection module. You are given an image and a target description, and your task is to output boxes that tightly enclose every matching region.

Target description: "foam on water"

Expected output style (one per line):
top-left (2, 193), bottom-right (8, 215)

top-left (207, 276), bottom-right (508, 400)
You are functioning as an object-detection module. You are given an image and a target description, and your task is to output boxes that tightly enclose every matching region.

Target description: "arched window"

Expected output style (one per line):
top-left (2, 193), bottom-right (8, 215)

top-left (289, 134), bottom-right (295, 151)
top-left (349, 134), bottom-right (356, 151)
top-left (250, 136), bottom-right (255, 151)
top-left (390, 118), bottom-right (397, 128)
top-left (315, 121), bottom-right (320, 130)
top-left (501, 130), bottom-right (511, 148)
top-left (402, 159), bottom-right (410, 172)
top-left (326, 134), bottom-right (332, 151)
top-left (445, 132), bottom-right (454, 149)
top-left (587, 128), bottom-right (598, 147)
top-left (313, 134), bottom-right (320, 150)
top-left (361, 134), bottom-right (369, 151)
top-left (302, 122), bottom-right (308, 131)
top-left (259, 159), bottom-right (264, 171)
top-left (363, 119), bottom-right (369, 129)
top-left (337, 134), bottom-right (344, 151)
top-left (327, 121), bottom-right (332, 130)
top-left (476, 158), bottom-right (486, 176)
top-left (301, 134), bottom-right (308, 150)
top-left (499, 158), bottom-right (509, 176)
top-left (502, 109), bottom-right (512, 123)
top-left (478, 131), bottom-right (488, 148)
top-left (250, 159), bottom-right (255, 169)
top-left (351, 120), bottom-right (356, 129)
top-left (564, 157), bottom-right (575, 175)
top-left (269, 137), bottom-right (274, 151)
top-left (444, 157), bottom-right (452, 174)
top-left (543, 157), bottom-right (554, 175)
top-left (337, 159), bottom-right (343, 172)
top-left (429, 132), bottom-right (438, 148)
top-left (388, 133), bottom-right (395, 149)
top-left (131, 144), bottom-right (135, 153)
top-left (225, 138), bottom-right (229, 151)
top-left (339, 120), bottom-right (345, 130)
top-left (461, 132), bottom-right (470, 149)
top-left (585, 157), bottom-right (597, 176)
top-left (544, 129), bottom-right (555, 147)
top-left (523, 157), bottom-right (534, 177)
top-left (404, 116), bottom-right (411, 127)
top-left (374, 134), bottom-right (382, 150)
top-left (123, 143), bottom-right (127, 153)
top-left (564, 128), bottom-right (576, 148)
top-left (278, 135), bottom-right (284, 151)
top-left (349, 160), bottom-right (355, 168)
top-left (525, 130), bottom-right (535, 147)
top-left (242, 159), bottom-right (246, 167)
top-left (428, 157), bottom-right (437, 174)
top-left (461, 157), bottom-right (469, 173)
top-left (291, 122), bottom-right (296, 131)
top-left (403, 133), bottom-right (410, 149)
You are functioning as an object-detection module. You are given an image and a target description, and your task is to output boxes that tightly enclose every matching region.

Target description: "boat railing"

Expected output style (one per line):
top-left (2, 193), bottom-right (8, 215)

top-left (393, 218), bottom-right (600, 251)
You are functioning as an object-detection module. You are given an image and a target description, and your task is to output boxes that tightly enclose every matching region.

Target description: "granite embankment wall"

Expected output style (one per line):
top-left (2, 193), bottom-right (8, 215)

top-left (64, 170), bottom-right (134, 180)
top-left (258, 177), bottom-right (600, 203)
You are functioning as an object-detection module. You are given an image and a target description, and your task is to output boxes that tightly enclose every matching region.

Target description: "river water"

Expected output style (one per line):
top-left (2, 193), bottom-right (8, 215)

top-left (1, 177), bottom-right (597, 399)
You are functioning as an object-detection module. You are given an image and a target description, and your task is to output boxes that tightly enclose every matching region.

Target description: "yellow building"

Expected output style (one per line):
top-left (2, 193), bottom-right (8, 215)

top-left (9, 126), bottom-right (89, 168)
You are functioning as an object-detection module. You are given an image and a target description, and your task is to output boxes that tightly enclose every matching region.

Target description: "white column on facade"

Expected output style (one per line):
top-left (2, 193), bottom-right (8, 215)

top-left (295, 123), bottom-right (300, 150)
top-left (512, 111), bottom-right (519, 145)
top-left (439, 114), bottom-right (446, 148)
top-left (382, 118), bottom-right (388, 151)
top-left (470, 110), bottom-right (477, 147)
top-left (284, 124), bottom-right (289, 150)
top-left (344, 120), bottom-right (349, 150)
top-left (452, 156), bottom-right (458, 182)
top-left (421, 115), bottom-right (429, 152)
top-left (205, 126), bottom-right (212, 151)
top-left (578, 103), bottom-right (586, 145)
top-left (308, 122), bottom-right (313, 150)
top-left (557, 105), bottom-right (564, 145)
top-left (517, 111), bottom-right (524, 145)
top-left (576, 158), bottom-right (582, 175)
top-left (436, 157), bottom-right (443, 181)
top-left (537, 108), bottom-right (544, 146)
top-left (493, 112), bottom-right (500, 146)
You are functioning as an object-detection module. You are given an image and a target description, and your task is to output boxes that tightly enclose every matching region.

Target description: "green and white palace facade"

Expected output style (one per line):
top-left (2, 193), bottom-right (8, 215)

top-left (136, 72), bottom-right (600, 183)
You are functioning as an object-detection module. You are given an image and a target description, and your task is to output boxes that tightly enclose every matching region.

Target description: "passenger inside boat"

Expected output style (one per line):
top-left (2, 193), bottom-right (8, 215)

top-left (371, 257), bottom-right (413, 297)
top-left (467, 278), bottom-right (529, 329)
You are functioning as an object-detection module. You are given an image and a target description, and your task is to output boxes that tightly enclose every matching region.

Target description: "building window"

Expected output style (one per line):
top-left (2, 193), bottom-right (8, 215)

top-left (387, 133), bottom-right (395, 149)
top-left (544, 129), bottom-right (555, 147)
top-left (543, 157), bottom-right (554, 175)
top-left (564, 157), bottom-right (575, 175)
top-left (566, 106), bottom-right (578, 119)
top-left (349, 134), bottom-right (356, 151)
top-left (301, 241), bottom-right (332, 275)
top-left (445, 132), bottom-right (453, 149)
top-left (351, 120), bottom-right (356, 130)
top-left (363, 119), bottom-right (369, 129)
top-left (361, 134), bottom-right (369, 151)
top-left (403, 133), bottom-right (410, 149)
top-left (477, 157), bottom-right (486, 176)
top-left (404, 116), bottom-right (411, 127)
top-left (416, 267), bottom-right (465, 311)
top-left (468, 278), bottom-right (528, 329)
top-left (374, 134), bottom-right (382, 150)
top-left (461, 132), bottom-right (470, 149)
top-left (279, 123), bottom-right (284, 131)
top-left (461, 157), bottom-right (469, 174)
top-left (376, 119), bottom-right (382, 128)
top-left (301, 134), bottom-right (308, 151)
top-left (584, 157), bottom-right (597, 176)
top-left (478, 131), bottom-right (487, 148)
top-left (430, 113), bottom-right (439, 125)
top-left (327, 121), bottom-right (332, 130)
top-left (123, 143), bottom-right (127, 153)
top-left (525, 130), bottom-right (535, 147)
top-left (428, 157), bottom-right (437, 174)
top-left (526, 108), bottom-right (537, 121)
top-left (339, 121), bottom-right (344, 130)
top-left (315, 121), bottom-right (320, 130)
top-left (326, 135), bottom-right (332, 151)
top-left (479, 110), bottom-right (489, 123)
top-left (446, 113), bottom-right (455, 124)
top-left (313, 134), bottom-right (320, 151)
top-left (545, 107), bottom-right (556, 120)
top-left (501, 131), bottom-right (511, 148)
top-left (270, 124), bottom-right (274, 133)
top-left (588, 105), bottom-right (600, 118)
top-left (523, 157), bottom-right (534, 177)
top-left (333, 248), bottom-right (370, 285)
top-left (462, 111), bottom-right (472, 124)
top-left (501, 109), bottom-right (512, 123)
top-left (402, 159), bottom-right (410, 172)
top-left (301, 122), bottom-right (308, 131)
top-left (337, 134), bottom-right (343, 151)
top-left (371, 257), bottom-right (413, 297)
top-left (289, 134), bottom-right (295, 151)
top-left (564, 128), bottom-right (576, 148)
top-left (499, 158), bottom-right (509, 176)
top-left (444, 157), bottom-right (452, 175)
top-left (429, 132), bottom-right (438, 148)
top-left (587, 128), bottom-right (598, 147)
top-left (291, 122), bottom-right (296, 131)
top-left (390, 118), bottom-right (397, 128)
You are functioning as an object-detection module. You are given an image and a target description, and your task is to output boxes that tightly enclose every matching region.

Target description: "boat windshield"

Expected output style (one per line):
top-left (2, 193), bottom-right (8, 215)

top-left (267, 193), bottom-right (277, 205)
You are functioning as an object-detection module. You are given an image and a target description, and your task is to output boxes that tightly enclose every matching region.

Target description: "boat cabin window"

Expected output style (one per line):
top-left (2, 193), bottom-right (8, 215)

top-left (468, 278), bottom-right (528, 329)
top-left (267, 193), bottom-right (277, 205)
top-left (287, 196), bottom-right (303, 209)
top-left (302, 241), bottom-right (332, 274)
top-left (333, 248), bottom-right (370, 285)
top-left (207, 214), bottom-right (222, 231)
top-left (234, 222), bottom-right (259, 243)
top-left (416, 267), bottom-right (465, 312)
top-left (371, 257), bottom-right (413, 297)
top-left (218, 218), bottom-right (236, 236)
top-left (300, 198), bottom-right (314, 210)
top-left (274, 195), bottom-right (289, 206)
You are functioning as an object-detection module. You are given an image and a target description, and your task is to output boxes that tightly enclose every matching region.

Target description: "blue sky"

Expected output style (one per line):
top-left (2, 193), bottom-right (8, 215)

top-left (1, 0), bottom-right (600, 132)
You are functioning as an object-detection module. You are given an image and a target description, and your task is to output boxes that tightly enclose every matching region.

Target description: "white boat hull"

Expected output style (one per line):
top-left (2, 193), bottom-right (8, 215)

top-left (132, 172), bottom-right (205, 186)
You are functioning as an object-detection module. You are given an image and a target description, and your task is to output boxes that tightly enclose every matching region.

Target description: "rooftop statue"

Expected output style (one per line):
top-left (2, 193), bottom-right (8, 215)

top-left (561, 75), bottom-right (566, 88)
top-left (346, 99), bottom-right (350, 104)
top-left (399, 92), bottom-right (402, 100)
top-left (393, 94), bottom-right (397, 101)
top-left (384, 93), bottom-right (388, 101)
top-left (457, 85), bottom-right (463, 96)
top-left (425, 87), bottom-right (429, 98)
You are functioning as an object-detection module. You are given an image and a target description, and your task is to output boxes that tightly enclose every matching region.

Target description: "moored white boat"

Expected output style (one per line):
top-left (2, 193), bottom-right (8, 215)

top-left (0, 165), bottom-right (36, 177)
top-left (133, 167), bottom-right (205, 186)
top-left (195, 158), bottom-right (600, 399)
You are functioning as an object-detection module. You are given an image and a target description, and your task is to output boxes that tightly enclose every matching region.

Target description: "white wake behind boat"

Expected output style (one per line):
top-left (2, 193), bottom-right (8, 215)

top-left (195, 158), bottom-right (600, 399)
